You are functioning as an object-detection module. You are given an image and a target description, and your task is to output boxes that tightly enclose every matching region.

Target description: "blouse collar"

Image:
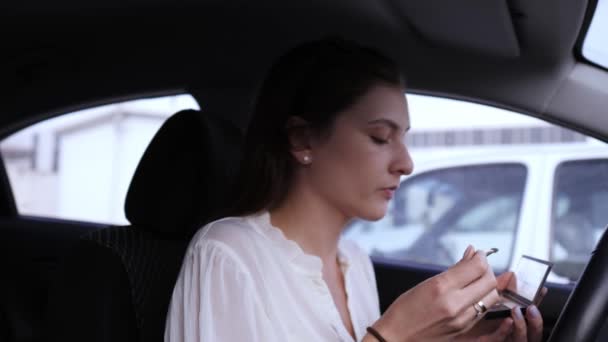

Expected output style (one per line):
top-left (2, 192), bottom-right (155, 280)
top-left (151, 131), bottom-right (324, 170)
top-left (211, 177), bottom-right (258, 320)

top-left (247, 211), bottom-right (351, 276)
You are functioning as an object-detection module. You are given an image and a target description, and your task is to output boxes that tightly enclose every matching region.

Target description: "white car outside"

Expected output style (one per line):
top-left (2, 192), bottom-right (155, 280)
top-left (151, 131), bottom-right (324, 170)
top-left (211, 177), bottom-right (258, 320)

top-left (343, 142), bottom-right (608, 284)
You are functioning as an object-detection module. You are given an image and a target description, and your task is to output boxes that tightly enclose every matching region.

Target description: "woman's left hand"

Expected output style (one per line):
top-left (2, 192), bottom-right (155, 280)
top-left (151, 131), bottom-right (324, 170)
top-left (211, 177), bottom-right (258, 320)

top-left (456, 272), bottom-right (547, 341)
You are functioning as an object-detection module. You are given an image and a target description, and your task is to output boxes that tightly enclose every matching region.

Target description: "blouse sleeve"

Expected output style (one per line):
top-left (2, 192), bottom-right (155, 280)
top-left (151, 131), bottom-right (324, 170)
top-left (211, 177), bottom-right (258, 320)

top-left (165, 240), bottom-right (276, 342)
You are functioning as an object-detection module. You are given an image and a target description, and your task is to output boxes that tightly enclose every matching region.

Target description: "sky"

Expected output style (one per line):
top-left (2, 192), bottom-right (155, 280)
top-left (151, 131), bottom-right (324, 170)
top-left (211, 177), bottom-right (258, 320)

top-left (406, 94), bottom-right (549, 131)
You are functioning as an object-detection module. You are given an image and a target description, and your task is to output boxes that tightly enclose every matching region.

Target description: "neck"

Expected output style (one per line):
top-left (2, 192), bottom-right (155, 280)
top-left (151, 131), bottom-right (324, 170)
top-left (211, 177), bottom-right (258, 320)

top-left (269, 179), bottom-right (349, 264)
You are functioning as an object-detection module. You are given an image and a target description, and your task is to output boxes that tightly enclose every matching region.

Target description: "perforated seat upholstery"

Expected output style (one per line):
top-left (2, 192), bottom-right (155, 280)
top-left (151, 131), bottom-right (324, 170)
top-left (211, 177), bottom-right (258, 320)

top-left (46, 109), bottom-right (242, 342)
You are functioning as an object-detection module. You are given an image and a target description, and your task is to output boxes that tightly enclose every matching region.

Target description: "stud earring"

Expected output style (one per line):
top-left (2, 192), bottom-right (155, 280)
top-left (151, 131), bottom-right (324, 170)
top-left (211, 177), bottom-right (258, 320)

top-left (302, 155), bottom-right (311, 164)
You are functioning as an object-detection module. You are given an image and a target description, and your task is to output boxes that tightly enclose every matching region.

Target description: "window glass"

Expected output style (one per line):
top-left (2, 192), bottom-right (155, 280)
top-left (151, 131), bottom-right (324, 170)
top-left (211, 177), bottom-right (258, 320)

top-left (343, 164), bottom-right (526, 271)
top-left (342, 94), bottom-right (607, 281)
top-left (0, 94), bottom-right (199, 224)
top-left (582, 0), bottom-right (608, 68)
top-left (551, 159), bottom-right (608, 281)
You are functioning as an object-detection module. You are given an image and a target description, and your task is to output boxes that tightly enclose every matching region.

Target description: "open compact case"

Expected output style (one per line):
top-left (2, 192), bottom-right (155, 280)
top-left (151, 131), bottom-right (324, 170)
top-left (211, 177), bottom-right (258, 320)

top-left (485, 255), bottom-right (553, 320)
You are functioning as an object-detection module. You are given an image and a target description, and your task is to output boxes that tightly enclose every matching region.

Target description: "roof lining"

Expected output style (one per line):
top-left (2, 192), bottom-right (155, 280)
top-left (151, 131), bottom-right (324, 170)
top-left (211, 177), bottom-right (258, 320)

top-left (1, 0), bottom-right (607, 141)
top-left (393, 0), bottom-right (521, 58)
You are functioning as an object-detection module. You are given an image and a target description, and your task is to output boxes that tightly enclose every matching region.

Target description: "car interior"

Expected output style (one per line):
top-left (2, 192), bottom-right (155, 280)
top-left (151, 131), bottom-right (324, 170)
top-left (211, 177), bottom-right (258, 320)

top-left (2, 0), bottom-right (608, 341)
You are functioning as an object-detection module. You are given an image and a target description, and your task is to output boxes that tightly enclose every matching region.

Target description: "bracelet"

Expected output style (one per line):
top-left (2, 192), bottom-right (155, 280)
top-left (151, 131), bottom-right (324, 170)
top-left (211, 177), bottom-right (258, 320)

top-left (366, 326), bottom-right (388, 342)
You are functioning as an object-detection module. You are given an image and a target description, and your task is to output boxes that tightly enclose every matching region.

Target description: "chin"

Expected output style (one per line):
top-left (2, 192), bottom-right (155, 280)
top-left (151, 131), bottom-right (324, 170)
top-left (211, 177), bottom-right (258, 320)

top-left (356, 204), bottom-right (388, 221)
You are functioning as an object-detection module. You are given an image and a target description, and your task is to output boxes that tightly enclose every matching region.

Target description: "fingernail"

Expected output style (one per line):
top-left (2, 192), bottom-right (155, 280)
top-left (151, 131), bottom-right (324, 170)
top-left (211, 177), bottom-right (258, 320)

top-left (513, 307), bottom-right (524, 320)
top-left (528, 305), bottom-right (540, 318)
top-left (462, 245), bottom-right (472, 258)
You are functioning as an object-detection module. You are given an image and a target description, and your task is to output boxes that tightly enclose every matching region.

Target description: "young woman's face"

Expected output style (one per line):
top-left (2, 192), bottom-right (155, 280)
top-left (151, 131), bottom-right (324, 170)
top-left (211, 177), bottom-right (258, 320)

top-left (307, 83), bottom-right (413, 221)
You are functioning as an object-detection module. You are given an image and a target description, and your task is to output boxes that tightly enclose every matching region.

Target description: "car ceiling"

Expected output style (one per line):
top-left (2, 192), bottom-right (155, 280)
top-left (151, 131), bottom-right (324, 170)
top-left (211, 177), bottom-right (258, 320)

top-left (2, 0), bottom-right (606, 139)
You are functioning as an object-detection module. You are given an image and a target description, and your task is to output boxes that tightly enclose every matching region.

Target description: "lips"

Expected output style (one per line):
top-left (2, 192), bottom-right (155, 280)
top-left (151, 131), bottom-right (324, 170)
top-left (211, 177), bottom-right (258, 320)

top-left (380, 186), bottom-right (398, 199)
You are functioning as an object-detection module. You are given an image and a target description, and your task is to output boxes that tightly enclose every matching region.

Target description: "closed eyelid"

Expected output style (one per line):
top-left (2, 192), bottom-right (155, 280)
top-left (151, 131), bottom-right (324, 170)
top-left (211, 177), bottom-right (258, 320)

top-left (369, 125), bottom-right (391, 134)
top-left (367, 119), bottom-right (409, 135)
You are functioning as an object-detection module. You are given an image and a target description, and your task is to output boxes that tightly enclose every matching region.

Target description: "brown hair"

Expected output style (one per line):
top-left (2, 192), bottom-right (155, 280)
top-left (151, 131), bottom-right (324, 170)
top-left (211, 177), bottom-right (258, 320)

top-left (228, 37), bottom-right (405, 216)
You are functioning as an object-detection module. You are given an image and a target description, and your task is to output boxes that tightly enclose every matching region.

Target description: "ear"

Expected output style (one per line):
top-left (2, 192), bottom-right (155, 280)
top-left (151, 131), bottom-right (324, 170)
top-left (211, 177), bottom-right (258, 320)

top-left (285, 116), bottom-right (313, 165)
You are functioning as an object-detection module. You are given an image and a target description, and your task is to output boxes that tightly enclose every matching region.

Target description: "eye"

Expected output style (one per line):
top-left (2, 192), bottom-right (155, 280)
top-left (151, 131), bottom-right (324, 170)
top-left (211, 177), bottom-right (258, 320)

top-left (370, 136), bottom-right (389, 145)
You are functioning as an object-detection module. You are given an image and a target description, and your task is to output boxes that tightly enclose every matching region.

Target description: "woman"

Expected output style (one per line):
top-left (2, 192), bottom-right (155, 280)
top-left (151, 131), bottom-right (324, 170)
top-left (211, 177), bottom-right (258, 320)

top-left (165, 38), bottom-right (544, 341)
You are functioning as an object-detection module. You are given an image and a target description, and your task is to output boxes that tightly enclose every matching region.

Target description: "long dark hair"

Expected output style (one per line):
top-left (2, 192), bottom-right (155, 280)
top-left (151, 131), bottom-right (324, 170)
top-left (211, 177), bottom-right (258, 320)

top-left (228, 37), bottom-right (405, 217)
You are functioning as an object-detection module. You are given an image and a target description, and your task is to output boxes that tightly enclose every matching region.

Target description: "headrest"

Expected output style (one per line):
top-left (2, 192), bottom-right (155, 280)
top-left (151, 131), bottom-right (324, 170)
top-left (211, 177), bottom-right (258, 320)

top-left (125, 109), bottom-right (242, 234)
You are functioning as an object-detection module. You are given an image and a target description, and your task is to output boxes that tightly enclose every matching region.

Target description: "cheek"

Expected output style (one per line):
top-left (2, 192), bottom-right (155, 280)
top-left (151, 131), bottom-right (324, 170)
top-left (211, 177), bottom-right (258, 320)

top-left (315, 139), bottom-right (370, 184)
top-left (312, 140), bottom-right (387, 203)
top-left (309, 149), bottom-right (391, 220)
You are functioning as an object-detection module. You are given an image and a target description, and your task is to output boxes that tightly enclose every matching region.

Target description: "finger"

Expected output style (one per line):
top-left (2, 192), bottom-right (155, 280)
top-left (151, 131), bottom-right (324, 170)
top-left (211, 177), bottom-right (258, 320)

top-left (448, 251), bottom-right (491, 288)
top-left (452, 283), bottom-right (502, 333)
top-left (458, 267), bottom-right (499, 310)
top-left (478, 318), bottom-right (513, 342)
top-left (526, 305), bottom-right (544, 342)
top-left (511, 306), bottom-right (527, 341)
top-left (474, 288), bottom-right (502, 320)
top-left (495, 272), bottom-right (514, 290)
top-left (462, 245), bottom-right (475, 260)
top-left (480, 288), bottom-right (502, 312)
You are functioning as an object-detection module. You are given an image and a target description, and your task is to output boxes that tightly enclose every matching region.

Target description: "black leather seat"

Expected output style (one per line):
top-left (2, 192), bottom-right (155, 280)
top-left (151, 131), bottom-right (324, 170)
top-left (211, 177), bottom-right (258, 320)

top-left (45, 109), bottom-right (242, 342)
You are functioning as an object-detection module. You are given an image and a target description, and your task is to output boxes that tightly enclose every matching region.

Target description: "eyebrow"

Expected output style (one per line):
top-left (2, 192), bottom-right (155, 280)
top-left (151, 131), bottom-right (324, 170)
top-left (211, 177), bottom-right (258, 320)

top-left (367, 118), bottom-right (410, 132)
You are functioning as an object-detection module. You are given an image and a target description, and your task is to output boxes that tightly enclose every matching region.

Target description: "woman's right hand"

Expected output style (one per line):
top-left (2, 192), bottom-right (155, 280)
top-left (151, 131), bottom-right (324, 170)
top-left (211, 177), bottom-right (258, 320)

top-left (367, 246), bottom-right (500, 342)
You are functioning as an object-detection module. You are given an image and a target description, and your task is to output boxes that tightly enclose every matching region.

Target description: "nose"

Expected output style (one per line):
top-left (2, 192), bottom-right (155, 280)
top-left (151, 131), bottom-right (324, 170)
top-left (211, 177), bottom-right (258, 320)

top-left (390, 142), bottom-right (414, 176)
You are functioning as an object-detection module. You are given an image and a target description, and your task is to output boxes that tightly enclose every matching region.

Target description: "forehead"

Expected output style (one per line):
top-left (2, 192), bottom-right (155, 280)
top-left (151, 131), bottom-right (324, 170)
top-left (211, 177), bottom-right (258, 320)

top-left (339, 83), bottom-right (409, 129)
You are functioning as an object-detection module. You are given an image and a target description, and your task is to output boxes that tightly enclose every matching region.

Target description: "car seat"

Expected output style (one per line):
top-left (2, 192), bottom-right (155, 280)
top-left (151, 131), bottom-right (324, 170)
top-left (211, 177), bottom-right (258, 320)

top-left (45, 109), bottom-right (242, 342)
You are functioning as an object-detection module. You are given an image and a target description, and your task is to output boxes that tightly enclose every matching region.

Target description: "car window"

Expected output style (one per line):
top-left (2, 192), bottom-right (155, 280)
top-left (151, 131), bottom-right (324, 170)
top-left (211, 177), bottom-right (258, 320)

top-left (342, 94), bottom-right (608, 279)
top-left (582, 0), bottom-right (608, 69)
top-left (343, 164), bottom-right (526, 271)
top-left (454, 194), bottom-right (520, 232)
top-left (551, 159), bottom-right (608, 281)
top-left (0, 94), bottom-right (199, 225)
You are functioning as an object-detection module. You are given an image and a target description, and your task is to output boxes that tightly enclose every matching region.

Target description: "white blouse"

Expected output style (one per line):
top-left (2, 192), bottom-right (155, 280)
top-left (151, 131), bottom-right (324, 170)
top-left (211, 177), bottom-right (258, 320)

top-left (164, 212), bottom-right (381, 342)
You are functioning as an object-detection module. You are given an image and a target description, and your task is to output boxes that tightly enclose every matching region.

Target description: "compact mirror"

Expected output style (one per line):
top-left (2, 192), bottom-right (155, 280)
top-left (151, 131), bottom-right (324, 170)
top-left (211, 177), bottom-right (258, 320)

top-left (485, 255), bottom-right (553, 319)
